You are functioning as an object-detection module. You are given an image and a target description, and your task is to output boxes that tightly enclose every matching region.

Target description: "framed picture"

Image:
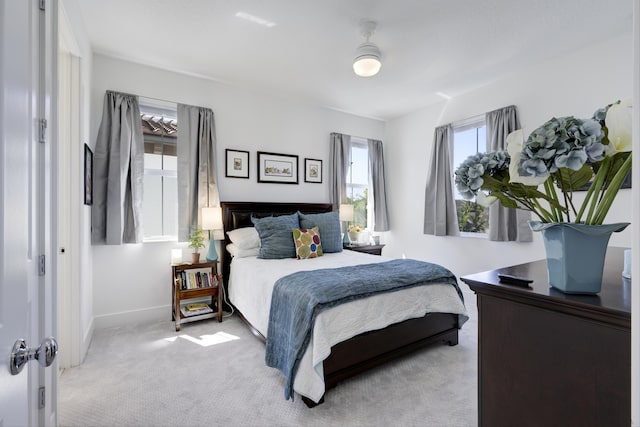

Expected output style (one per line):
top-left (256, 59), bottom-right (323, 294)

top-left (225, 149), bottom-right (250, 179)
top-left (304, 158), bottom-right (322, 183)
top-left (257, 151), bottom-right (299, 184)
top-left (576, 170), bottom-right (632, 191)
top-left (84, 144), bottom-right (93, 205)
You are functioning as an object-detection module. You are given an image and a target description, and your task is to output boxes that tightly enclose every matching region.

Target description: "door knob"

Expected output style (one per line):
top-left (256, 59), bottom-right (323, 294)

top-left (10, 337), bottom-right (58, 375)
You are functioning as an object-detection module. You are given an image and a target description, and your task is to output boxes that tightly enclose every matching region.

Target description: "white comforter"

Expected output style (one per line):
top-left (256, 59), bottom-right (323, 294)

top-left (228, 251), bottom-right (468, 403)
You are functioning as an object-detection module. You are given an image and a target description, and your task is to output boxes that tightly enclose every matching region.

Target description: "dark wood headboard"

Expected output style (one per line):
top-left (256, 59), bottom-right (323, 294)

top-left (220, 201), bottom-right (334, 303)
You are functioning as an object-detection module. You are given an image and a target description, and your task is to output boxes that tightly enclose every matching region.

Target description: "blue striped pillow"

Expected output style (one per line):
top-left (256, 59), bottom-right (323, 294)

top-left (298, 211), bottom-right (343, 253)
top-left (252, 213), bottom-right (300, 259)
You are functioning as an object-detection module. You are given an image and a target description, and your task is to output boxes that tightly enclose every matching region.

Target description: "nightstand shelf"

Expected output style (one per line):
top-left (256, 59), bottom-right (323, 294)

top-left (172, 261), bottom-right (222, 331)
top-left (343, 244), bottom-right (385, 256)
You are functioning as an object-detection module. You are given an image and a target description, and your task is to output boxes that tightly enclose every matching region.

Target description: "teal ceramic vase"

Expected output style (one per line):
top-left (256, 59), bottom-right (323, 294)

top-left (529, 221), bottom-right (630, 294)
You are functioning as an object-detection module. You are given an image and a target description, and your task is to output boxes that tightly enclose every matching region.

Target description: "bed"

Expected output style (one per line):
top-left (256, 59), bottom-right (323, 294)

top-left (220, 201), bottom-right (468, 407)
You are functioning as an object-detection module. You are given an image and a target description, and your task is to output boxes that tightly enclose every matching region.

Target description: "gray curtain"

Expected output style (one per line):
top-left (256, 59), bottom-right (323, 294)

top-left (486, 105), bottom-right (532, 242)
top-left (368, 139), bottom-right (390, 231)
top-left (92, 91), bottom-right (144, 244)
top-left (177, 104), bottom-right (220, 242)
top-left (329, 132), bottom-right (352, 209)
top-left (424, 125), bottom-right (459, 236)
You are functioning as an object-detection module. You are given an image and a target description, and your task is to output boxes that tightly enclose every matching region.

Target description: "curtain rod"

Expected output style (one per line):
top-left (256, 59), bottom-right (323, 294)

top-left (332, 132), bottom-right (379, 142)
top-left (107, 89), bottom-right (178, 108)
top-left (450, 113), bottom-right (485, 129)
top-left (450, 104), bottom-right (517, 129)
top-left (138, 94), bottom-right (178, 109)
top-left (351, 134), bottom-right (372, 142)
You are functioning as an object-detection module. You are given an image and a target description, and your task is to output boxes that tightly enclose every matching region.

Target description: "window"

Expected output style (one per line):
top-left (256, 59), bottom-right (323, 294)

top-left (346, 138), bottom-right (373, 230)
top-left (452, 117), bottom-right (488, 234)
top-left (140, 103), bottom-right (178, 241)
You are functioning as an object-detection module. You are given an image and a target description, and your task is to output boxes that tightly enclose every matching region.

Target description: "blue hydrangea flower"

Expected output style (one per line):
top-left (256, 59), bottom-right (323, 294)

top-left (521, 158), bottom-right (548, 177)
top-left (554, 149), bottom-right (587, 171)
top-left (519, 116), bottom-right (604, 177)
top-left (454, 150), bottom-right (510, 200)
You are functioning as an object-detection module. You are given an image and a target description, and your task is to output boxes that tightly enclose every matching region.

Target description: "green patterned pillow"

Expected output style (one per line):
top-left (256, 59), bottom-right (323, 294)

top-left (292, 227), bottom-right (323, 260)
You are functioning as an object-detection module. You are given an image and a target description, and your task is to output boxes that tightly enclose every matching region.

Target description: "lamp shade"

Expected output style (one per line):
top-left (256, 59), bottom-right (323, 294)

top-left (171, 248), bottom-right (182, 265)
top-left (353, 42), bottom-right (382, 77)
top-left (202, 207), bottom-right (223, 231)
top-left (339, 204), bottom-right (354, 222)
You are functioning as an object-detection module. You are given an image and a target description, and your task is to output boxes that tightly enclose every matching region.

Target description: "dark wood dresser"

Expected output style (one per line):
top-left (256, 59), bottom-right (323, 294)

top-left (460, 247), bottom-right (631, 427)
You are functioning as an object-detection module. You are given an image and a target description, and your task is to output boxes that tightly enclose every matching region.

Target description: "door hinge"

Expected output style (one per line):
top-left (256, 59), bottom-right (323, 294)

top-left (39, 0), bottom-right (45, 11)
top-left (38, 255), bottom-right (46, 276)
top-left (39, 387), bottom-right (45, 409)
top-left (38, 118), bottom-right (47, 143)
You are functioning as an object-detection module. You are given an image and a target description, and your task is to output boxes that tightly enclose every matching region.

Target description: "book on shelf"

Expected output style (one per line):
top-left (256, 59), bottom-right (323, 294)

top-left (180, 302), bottom-right (213, 317)
top-left (177, 268), bottom-right (215, 289)
top-left (185, 302), bottom-right (208, 311)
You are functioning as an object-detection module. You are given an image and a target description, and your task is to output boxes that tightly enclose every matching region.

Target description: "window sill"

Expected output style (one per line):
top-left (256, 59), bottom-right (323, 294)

top-left (459, 231), bottom-right (488, 239)
top-left (144, 236), bottom-right (179, 243)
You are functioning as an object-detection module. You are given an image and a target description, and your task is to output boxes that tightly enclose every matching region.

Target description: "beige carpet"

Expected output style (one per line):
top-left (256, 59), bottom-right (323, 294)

top-left (58, 290), bottom-right (477, 427)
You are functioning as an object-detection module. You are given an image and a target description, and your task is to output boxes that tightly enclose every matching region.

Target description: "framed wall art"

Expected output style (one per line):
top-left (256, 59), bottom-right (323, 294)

top-left (84, 143), bottom-right (93, 205)
top-left (257, 151), bottom-right (298, 184)
top-left (225, 149), bottom-right (250, 179)
top-left (304, 158), bottom-right (322, 183)
top-left (576, 170), bottom-right (632, 191)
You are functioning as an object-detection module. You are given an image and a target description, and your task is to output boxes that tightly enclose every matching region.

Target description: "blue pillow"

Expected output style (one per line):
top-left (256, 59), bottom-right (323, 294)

top-left (252, 213), bottom-right (300, 259)
top-left (298, 211), bottom-right (343, 253)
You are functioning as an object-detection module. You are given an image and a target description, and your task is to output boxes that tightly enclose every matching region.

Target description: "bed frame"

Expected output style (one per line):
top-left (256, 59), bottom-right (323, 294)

top-left (220, 201), bottom-right (460, 407)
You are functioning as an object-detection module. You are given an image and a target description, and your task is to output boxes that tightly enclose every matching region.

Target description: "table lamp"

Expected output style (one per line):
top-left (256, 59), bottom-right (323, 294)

top-left (171, 248), bottom-right (182, 265)
top-left (202, 207), bottom-right (224, 262)
top-left (339, 204), bottom-right (354, 246)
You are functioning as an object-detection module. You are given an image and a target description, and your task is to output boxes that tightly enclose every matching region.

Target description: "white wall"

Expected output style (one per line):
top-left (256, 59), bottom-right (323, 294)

top-left (90, 54), bottom-right (385, 327)
top-left (59, 0), bottom-right (94, 362)
top-left (384, 33), bottom-right (633, 279)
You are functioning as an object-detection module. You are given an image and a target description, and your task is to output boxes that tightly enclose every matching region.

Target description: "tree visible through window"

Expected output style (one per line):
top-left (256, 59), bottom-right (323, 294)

top-left (346, 138), bottom-right (371, 230)
top-left (452, 119), bottom-right (488, 234)
top-left (140, 103), bottom-right (178, 241)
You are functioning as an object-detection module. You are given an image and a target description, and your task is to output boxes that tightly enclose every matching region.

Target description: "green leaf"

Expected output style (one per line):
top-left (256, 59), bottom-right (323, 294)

top-left (555, 164), bottom-right (593, 191)
top-left (604, 152), bottom-right (631, 188)
top-left (481, 174), bottom-right (566, 212)
top-left (492, 192), bottom-right (519, 209)
top-left (509, 184), bottom-right (543, 199)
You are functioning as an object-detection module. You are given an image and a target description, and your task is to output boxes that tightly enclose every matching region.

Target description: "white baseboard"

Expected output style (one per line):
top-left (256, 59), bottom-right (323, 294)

top-left (93, 304), bottom-right (170, 329)
top-left (81, 317), bottom-right (94, 363)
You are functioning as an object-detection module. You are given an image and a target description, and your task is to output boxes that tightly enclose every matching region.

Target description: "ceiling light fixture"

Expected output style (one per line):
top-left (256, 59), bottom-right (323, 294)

top-left (353, 21), bottom-right (382, 77)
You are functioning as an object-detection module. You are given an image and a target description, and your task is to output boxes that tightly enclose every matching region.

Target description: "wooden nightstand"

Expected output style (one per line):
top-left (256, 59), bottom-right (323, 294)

top-left (343, 244), bottom-right (385, 256)
top-left (172, 261), bottom-right (222, 331)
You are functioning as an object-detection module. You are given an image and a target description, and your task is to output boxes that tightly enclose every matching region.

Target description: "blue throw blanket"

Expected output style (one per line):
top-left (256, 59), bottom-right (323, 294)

top-left (264, 258), bottom-right (467, 400)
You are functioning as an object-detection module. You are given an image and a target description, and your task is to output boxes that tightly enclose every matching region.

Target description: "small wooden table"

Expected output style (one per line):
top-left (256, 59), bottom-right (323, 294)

top-left (460, 247), bottom-right (631, 427)
top-left (172, 261), bottom-right (222, 331)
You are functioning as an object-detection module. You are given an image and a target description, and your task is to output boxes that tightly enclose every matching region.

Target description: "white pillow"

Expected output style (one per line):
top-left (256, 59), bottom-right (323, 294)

top-left (226, 243), bottom-right (259, 258)
top-left (226, 227), bottom-right (260, 249)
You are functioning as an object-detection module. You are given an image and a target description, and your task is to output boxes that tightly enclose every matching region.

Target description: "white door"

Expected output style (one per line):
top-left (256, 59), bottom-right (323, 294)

top-left (0, 0), bottom-right (57, 426)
